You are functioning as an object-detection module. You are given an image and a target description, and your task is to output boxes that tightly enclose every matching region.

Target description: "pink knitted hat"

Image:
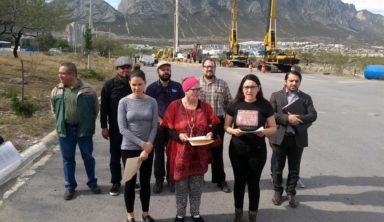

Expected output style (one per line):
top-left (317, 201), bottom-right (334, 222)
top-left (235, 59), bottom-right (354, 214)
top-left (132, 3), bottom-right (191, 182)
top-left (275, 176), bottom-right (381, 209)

top-left (182, 76), bottom-right (199, 92)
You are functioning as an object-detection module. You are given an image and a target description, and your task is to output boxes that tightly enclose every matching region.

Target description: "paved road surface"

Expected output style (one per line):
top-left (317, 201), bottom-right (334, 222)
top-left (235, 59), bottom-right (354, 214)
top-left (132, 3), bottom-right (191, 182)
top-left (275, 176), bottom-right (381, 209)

top-left (1, 63), bottom-right (383, 222)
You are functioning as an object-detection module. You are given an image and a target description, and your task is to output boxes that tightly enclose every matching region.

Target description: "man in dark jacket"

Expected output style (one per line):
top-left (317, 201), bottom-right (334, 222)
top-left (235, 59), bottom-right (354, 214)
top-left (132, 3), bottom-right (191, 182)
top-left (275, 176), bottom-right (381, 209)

top-left (269, 71), bottom-right (317, 208)
top-left (100, 57), bottom-right (132, 196)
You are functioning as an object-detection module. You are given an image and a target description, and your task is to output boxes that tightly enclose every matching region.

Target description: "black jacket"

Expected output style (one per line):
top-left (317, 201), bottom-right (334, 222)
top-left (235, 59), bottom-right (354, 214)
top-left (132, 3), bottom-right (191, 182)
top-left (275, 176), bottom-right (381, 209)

top-left (100, 75), bottom-right (132, 129)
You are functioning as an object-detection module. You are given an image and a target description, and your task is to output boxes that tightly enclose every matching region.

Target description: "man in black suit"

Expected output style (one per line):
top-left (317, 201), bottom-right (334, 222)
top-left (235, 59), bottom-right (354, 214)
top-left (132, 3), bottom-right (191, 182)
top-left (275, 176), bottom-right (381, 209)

top-left (269, 70), bottom-right (317, 208)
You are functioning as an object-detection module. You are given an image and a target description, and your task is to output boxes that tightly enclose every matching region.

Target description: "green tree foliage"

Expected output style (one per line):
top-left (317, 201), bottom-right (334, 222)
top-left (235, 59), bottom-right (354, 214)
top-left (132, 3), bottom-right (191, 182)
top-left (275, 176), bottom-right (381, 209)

top-left (83, 23), bottom-right (92, 55)
top-left (0, 0), bottom-right (70, 57)
top-left (37, 33), bottom-right (70, 52)
top-left (93, 35), bottom-right (123, 57)
top-left (37, 33), bottom-right (56, 51)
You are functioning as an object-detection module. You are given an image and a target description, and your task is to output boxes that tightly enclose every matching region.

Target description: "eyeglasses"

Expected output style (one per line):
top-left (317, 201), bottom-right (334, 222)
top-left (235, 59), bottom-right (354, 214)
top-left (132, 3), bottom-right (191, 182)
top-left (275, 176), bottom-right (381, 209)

top-left (58, 72), bottom-right (72, 76)
top-left (203, 65), bottom-right (215, 69)
top-left (118, 65), bottom-right (132, 69)
top-left (243, 85), bottom-right (258, 90)
top-left (189, 87), bottom-right (202, 92)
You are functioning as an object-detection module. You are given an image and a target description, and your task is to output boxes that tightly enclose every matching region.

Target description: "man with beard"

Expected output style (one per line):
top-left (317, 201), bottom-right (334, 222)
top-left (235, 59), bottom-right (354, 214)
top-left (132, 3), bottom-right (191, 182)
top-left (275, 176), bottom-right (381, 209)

top-left (269, 71), bottom-right (317, 208)
top-left (199, 58), bottom-right (233, 193)
top-left (146, 61), bottom-right (184, 193)
top-left (100, 57), bottom-right (133, 196)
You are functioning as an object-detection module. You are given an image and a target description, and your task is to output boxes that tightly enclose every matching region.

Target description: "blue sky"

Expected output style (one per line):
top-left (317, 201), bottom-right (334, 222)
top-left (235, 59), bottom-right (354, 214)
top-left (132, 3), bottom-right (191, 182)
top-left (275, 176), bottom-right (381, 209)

top-left (104, 0), bottom-right (384, 15)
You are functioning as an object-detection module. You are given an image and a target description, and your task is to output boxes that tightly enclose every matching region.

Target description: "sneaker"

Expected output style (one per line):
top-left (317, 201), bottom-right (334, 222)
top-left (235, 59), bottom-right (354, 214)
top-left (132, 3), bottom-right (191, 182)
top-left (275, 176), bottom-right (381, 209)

top-left (272, 192), bottom-right (282, 205)
top-left (174, 216), bottom-right (184, 222)
top-left (191, 215), bottom-right (205, 222)
top-left (142, 214), bottom-right (155, 222)
top-left (287, 195), bottom-right (299, 208)
top-left (168, 181), bottom-right (175, 193)
top-left (152, 179), bottom-right (163, 193)
top-left (218, 181), bottom-right (231, 193)
top-left (297, 178), bottom-right (306, 188)
top-left (64, 189), bottom-right (75, 200)
top-left (109, 183), bottom-right (121, 196)
top-left (135, 183), bottom-right (141, 192)
top-left (90, 185), bottom-right (101, 194)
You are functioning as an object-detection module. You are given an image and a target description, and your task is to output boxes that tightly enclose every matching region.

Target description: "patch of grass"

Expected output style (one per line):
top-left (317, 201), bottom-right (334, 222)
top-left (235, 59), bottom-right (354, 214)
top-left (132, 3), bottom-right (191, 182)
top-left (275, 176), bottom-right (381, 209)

top-left (299, 52), bottom-right (384, 76)
top-left (0, 53), bottom-right (115, 151)
top-left (80, 69), bottom-right (105, 81)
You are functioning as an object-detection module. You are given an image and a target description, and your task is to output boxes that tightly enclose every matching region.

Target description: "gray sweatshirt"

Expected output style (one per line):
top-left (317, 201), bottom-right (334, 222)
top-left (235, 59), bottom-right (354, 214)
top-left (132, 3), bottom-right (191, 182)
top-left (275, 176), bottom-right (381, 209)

top-left (117, 95), bottom-right (158, 150)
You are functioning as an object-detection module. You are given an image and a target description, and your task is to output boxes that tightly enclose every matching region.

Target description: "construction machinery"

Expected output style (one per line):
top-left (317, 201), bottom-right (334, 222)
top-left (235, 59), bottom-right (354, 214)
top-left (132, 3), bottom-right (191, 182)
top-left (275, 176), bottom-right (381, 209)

top-left (226, 0), bottom-right (248, 67)
top-left (258, 0), bottom-right (299, 72)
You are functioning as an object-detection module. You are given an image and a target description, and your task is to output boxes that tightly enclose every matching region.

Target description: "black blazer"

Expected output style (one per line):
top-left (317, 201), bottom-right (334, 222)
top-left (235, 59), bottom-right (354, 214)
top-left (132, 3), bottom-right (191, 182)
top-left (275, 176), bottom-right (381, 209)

top-left (269, 88), bottom-right (317, 147)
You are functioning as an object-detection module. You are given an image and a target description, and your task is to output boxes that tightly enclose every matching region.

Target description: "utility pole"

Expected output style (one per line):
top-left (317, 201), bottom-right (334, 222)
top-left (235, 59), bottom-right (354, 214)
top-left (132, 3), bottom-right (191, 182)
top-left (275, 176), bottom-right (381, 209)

top-left (173, 0), bottom-right (179, 58)
top-left (87, 0), bottom-right (93, 70)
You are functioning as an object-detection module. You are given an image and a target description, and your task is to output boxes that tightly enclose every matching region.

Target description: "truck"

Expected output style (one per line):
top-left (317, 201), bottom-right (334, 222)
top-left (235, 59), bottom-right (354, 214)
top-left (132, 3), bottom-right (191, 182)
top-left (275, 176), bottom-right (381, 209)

top-left (258, 0), bottom-right (300, 72)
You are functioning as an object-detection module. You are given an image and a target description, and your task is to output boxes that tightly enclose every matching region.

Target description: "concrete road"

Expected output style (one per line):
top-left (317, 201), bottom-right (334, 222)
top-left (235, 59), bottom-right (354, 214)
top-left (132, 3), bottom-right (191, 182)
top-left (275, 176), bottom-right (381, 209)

top-left (1, 63), bottom-right (384, 222)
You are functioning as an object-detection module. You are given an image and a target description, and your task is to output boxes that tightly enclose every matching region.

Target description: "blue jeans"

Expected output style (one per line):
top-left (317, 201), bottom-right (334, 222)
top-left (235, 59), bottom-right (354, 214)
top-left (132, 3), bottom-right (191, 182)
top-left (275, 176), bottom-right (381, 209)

top-left (58, 126), bottom-right (97, 189)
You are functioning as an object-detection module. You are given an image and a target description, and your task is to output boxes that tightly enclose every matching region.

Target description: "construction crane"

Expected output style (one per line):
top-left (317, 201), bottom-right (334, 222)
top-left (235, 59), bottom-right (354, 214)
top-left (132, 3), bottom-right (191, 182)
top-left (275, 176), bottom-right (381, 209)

top-left (226, 0), bottom-right (248, 67)
top-left (259, 0), bottom-right (299, 72)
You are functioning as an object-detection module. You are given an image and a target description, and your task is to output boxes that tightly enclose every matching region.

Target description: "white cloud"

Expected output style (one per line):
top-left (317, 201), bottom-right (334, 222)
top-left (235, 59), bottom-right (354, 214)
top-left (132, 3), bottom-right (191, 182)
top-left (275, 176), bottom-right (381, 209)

top-left (342, 0), bottom-right (384, 15)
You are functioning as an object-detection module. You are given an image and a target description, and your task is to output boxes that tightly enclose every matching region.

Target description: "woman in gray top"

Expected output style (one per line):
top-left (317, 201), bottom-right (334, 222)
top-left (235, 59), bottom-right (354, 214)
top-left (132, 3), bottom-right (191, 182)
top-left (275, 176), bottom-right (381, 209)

top-left (118, 70), bottom-right (158, 222)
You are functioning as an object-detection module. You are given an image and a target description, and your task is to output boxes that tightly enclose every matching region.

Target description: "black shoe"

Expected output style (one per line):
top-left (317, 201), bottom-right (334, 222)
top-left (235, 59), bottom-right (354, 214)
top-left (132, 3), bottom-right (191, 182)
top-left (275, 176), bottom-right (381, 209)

top-left (135, 183), bottom-right (141, 192)
top-left (142, 214), bottom-right (155, 222)
top-left (234, 208), bottom-right (243, 222)
top-left (218, 181), bottom-right (231, 193)
top-left (127, 218), bottom-right (135, 222)
top-left (109, 183), bottom-right (120, 196)
top-left (153, 179), bottom-right (163, 193)
top-left (272, 192), bottom-right (282, 205)
top-left (174, 216), bottom-right (184, 222)
top-left (168, 181), bottom-right (175, 193)
top-left (287, 195), bottom-right (298, 208)
top-left (90, 185), bottom-right (101, 194)
top-left (64, 189), bottom-right (75, 200)
top-left (191, 215), bottom-right (205, 222)
top-left (248, 211), bottom-right (257, 222)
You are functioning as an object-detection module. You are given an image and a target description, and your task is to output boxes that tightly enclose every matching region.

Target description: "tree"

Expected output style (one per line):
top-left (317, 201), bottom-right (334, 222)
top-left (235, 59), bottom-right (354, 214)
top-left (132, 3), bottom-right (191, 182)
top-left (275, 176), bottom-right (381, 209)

top-left (37, 33), bottom-right (56, 51)
top-left (0, 0), bottom-right (69, 58)
top-left (83, 23), bottom-right (93, 69)
top-left (83, 23), bottom-right (93, 55)
top-left (93, 35), bottom-right (122, 57)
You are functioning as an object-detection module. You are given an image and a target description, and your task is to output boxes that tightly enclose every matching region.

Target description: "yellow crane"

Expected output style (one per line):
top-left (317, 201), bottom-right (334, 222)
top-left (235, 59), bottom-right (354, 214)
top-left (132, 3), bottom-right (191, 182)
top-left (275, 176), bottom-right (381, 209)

top-left (259, 0), bottom-right (299, 72)
top-left (227, 0), bottom-right (248, 67)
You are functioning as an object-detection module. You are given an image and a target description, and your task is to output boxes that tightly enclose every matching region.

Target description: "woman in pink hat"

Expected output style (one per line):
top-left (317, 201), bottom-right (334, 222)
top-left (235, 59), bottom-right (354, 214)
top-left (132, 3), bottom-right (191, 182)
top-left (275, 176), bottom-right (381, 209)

top-left (162, 76), bottom-right (220, 222)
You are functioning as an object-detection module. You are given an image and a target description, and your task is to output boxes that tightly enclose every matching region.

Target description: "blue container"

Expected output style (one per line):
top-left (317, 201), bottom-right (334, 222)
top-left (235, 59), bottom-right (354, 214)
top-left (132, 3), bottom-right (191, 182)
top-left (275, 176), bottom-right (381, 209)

top-left (364, 65), bottom-right (384, 79)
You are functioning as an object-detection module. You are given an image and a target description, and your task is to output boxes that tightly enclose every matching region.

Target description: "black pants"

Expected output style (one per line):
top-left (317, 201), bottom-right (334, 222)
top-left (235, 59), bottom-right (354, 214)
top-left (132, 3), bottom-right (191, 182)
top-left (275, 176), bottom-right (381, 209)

top-left (229, 142), bottom-right (266, 211)
top-left (122, 150), bottom-right (154, 213)
top-left (153, 126), bottom-right (169, 181)
top-left (271, 136), bottom-right (304, 196)
top-left (109, 128), bottom-right (123, 184)
top-left (211, 116), bottom-right (226, 184)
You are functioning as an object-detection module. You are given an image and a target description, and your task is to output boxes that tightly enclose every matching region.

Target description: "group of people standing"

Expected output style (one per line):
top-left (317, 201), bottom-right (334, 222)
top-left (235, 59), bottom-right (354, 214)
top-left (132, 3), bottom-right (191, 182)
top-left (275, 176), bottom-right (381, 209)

top-left (50, 57), bottom-right (316, 222)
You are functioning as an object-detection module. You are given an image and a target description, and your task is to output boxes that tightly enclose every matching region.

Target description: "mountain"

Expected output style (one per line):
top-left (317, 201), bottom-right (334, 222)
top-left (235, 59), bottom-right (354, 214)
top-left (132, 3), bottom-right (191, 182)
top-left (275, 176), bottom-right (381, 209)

top-left (53, 0), bottom-right (384, 45)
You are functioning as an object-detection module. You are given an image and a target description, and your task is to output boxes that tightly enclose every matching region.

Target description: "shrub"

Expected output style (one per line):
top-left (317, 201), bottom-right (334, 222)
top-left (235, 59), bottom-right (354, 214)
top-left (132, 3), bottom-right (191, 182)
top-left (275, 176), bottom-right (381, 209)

top-left (11, 97), bottom-right (40, 117)
top-left (1, 86), bottom-right (18, 99)
top-left (80, 69), bottom-right (105, 81)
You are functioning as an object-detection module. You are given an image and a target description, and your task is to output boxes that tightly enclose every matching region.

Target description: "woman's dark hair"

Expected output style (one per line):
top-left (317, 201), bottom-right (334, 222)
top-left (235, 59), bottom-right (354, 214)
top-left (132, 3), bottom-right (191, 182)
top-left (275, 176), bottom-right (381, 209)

top-left (129, 69), bottom-right (146, 81)
top-left (229, 74), bottom-right (267, 107)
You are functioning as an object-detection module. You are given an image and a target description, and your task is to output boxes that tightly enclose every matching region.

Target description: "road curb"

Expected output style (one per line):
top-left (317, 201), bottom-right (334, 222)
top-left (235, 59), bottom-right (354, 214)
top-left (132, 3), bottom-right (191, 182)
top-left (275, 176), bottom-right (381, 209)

top-left (0, 130), bottom-right (58, 187)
